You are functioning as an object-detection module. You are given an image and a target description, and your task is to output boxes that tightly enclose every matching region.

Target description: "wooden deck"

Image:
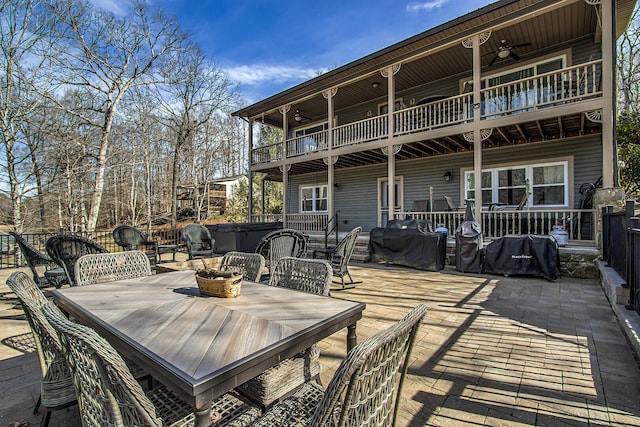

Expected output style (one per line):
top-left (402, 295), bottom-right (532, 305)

top-left (2, 262), bottom-right (640, 426)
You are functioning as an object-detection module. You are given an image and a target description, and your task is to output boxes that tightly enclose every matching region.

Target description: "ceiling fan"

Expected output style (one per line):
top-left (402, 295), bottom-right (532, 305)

top-left (293, 110), bottom-right (312, 123)
top-left (488, 39), bottom-right (531, 66)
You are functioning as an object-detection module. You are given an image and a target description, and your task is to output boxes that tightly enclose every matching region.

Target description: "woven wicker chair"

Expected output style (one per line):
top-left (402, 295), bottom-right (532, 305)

top-left (112, 225), bottom-right (159, 266)
top-left (46, 235), bottom-right (109, 287)
top-left (9, 232), bottom-right (66, 288)
top-left (74, 250), bottom-right (152, 286)
top-left (255, 229), bottom-right (307, 270)
top-left (5, 272), bottom-right (76, 427)
top-left (247, 304), bottom-right (427, 427)
top-left (41, 302), bottom-right (261, 427)
top-left (218, 251), bottom-right (266, 282)
top-left (236, 257), bottom-right (332, 409)
top-left (313, 226), bottom-right (362, 289)
top-left (181, 223), bottom-right (215, 260)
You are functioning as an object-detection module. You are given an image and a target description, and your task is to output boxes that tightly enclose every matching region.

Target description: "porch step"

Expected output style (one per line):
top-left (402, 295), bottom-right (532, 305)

top-left (305, 234), bottom-right (370, 263)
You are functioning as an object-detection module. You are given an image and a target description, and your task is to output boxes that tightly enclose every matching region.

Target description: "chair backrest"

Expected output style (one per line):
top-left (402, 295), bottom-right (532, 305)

top-left (112, 225), bottom-right (148, 250)
top-left (330, 226), bottom-right (362, 274)
top-left (255, 229), bottom-right (307, 267)
top-left (46, 235), bottom-right (109, 286)
top-left (268, 257), bottom-right (332, 296)
top-left (432, 196), bottom-right (455, 212)
top-left (309, 304), bottom-right (427, 427)
top-left (181, 224), bottom-right (213, 248)
top-left (218, 251), bottom-right (266, 283)
top-left (410, 200), bottom-right (429, 212)
top-left (41, 302), bottom-right (162, 426)
top-left (75, 251), bottom-right (152, 286)
top-left (9, 231), bottom-right (52, 283)
top-left (5, 272), bottom-right (75, 409)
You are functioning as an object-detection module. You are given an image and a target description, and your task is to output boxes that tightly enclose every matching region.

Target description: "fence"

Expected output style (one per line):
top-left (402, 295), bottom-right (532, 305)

top-left (0, 228), bottom-right (181, 270)
top-left (601, 201), bottom-right (636, 280)
top-left (627, 221), bottom-right (640, 315)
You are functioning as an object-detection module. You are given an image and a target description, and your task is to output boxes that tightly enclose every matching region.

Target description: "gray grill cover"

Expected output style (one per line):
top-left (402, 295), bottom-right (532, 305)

top-left (455, 202), bottom-right (483, 273)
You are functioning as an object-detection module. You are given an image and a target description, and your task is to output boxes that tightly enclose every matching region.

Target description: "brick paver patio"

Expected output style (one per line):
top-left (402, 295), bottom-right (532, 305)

top-left (2, 262), bottom-right (640, 426)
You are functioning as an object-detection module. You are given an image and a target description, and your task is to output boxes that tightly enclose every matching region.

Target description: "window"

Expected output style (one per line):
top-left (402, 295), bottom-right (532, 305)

top-left (464, 161), bottom-right (568, 207)
top-left (378, 98), bottom-right (405, 115)
top-left (300, 185), bottom-right (328, 212)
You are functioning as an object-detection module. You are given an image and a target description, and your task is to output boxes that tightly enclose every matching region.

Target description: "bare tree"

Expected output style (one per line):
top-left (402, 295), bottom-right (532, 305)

top-left (155, 43), bottom-right (237, 227)
top-left (618, 5), bottom-right (640, 113)
top-left (0, 0), bottom-right (60, 233)
top-left (43, 0), bottom-right (183, 231)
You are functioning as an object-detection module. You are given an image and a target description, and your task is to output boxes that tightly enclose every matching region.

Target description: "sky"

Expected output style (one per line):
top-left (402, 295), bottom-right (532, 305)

top-left (95, 0), bottom-right (492, 105)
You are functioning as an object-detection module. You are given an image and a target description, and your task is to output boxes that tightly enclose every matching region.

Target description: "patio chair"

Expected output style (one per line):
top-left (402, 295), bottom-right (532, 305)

top-left (46, 235), bottom-right (109, 287)
top-left (74, 250), bottom-right (152, 286)
top-left (41, 302), bottom-right (261, 427)
top-left (247, 304), bottom-right (427, 426)
top-left (255, 228), bottom-right (307, 269)
top-left (112, 225), bottom-right (159, 266)
top-left (313, 226), bottom-right (362, 289)
top-left (236, 257), bottom-right (332, 409)
top-left (218, 251), bottom-right (266, 282)
top-left (181, 223), bottom-right (215, 260)
top-left (5, 272), bottom-right (76, 427)
top-left (432, 195), bottom-right (456, 212)
top-left (8, 231), bottom-right (66, 289)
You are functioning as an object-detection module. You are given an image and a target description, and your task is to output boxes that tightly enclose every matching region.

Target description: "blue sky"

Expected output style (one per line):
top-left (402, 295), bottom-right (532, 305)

top-left (96, 0), bottom-right (491, 104)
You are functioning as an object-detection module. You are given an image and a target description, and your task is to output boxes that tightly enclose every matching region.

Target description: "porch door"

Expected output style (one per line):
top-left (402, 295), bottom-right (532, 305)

top-left (378, 177), bottom-right (403, 226)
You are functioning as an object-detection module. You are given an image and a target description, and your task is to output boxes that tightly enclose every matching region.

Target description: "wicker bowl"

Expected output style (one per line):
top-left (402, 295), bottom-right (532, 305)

top-left (195, 270), bottom-right (243, 298)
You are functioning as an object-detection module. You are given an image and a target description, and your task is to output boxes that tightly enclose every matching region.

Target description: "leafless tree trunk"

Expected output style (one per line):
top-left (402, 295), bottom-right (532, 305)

top-left (618, 6), bottom-right (640, 113)
top-left (44, 0), bottom-right (183, 231)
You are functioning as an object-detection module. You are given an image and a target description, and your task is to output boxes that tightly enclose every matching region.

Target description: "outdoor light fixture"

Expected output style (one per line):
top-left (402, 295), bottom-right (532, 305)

top-left (497, 48), bottom-right (511, 59)
top-left (294, 110), bottom-right (303, 122)
top-left (443, 170), bottom-right (452, 182)
top-left (372, 82), bottom-right (380, 88)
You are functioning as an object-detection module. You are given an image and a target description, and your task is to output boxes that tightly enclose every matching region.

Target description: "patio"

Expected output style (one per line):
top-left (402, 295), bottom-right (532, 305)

top-left (2, 262), bottom-right (640, 426)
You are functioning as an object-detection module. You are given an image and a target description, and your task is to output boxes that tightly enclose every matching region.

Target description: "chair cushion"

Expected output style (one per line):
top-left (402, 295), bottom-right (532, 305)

top-left (236, 344), bottom-right (320, 407)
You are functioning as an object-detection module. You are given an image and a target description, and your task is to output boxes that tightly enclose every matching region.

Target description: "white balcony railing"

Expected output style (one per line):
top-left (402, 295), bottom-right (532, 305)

top-left (250, 60), bottom-right (602, 165)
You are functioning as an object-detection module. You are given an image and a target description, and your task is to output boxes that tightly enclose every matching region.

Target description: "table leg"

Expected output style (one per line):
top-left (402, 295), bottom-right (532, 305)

top-left (347, 323), bottom-right (357, 351)
top-left (194, 401), bottom-right (212, 427)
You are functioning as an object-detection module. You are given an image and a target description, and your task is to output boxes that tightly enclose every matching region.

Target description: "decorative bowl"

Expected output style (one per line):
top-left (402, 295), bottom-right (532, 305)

top-left (195, 270), bottom-right (242, 298)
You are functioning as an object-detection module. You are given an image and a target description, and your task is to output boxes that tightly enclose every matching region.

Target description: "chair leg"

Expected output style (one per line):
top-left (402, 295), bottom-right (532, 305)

top-left (33, 394), bottom-right (41, 414)
top-left (39, 410), bottom-right (51, 427)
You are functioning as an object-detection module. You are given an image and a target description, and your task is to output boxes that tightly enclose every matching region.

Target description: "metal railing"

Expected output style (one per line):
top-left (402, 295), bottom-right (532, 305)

top-left (0, 229), bottom-right (182, 270)
top-left (602, 201), bottom-right (636, 281)
top-left (626, 220), bottom-right (640, 314)
top-left (250, 60), bottom-right (603, 165)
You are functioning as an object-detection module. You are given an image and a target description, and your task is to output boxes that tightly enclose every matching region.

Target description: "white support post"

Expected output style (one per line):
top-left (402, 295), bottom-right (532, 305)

top-left (472, 34), bottom-right (483, 223)
top-left (601, 0), bottom-right (615, 188)
top-left (247, 119), bottom-right (254, 223)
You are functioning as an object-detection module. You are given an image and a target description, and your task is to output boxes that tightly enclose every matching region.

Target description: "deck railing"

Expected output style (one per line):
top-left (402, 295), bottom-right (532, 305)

top-left (251, 60), bottom-right (603, 165)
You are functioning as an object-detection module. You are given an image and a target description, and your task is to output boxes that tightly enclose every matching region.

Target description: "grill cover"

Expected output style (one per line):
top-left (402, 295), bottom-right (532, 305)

top-left (483, 235), bottom-right (559, 281)
top-left (455, 202), bottom-right (483, 273)
top-left (369, 219), bottom-right (446, 271)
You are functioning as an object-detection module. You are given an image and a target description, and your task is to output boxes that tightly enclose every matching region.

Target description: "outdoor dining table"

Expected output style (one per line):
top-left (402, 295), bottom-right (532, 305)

top-left (51, 270), bottom-right (366, 427)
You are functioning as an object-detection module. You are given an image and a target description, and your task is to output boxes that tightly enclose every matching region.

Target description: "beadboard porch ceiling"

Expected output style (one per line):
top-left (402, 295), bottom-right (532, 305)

top-left (234, 0), bottom-right (635, 130)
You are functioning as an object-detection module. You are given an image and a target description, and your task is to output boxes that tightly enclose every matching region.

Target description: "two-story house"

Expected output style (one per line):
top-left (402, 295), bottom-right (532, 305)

top-left (233, 0), bottom-right (636, 243)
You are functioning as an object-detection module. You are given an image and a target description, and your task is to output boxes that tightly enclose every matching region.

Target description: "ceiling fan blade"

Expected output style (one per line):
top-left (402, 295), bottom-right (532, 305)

top-left (488, 54), bottom-right (498, 66)
top-left (509, 51), bottom-right (521, 61)
top-left (511, 42), bottom-right (531, 48)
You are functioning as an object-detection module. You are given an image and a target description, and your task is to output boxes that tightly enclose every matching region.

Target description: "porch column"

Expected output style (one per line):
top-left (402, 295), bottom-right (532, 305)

top-left (383, 64), bottom-right (400, 221)
top-left (472, 34), bottom-right (483, 223)
top-left (280, 105), bottom-right (291, 226)
top-left (601, 0), bottom-right (616, 188)
top-left (260, 174), bottom-right (266, 216)
top-left (248, 119), bottom-right (254, 222)
top-left (324, 88), bottom-right (338, 218)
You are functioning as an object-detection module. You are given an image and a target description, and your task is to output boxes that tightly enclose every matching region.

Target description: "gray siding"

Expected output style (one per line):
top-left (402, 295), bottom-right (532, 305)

top-left (289, 136), bottom-right (602, 232)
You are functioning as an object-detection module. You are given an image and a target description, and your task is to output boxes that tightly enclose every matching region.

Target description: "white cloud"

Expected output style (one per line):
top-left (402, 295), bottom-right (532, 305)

top-left (406, 0), bottom-right (449, 12)
top-left (224, 64), bottom-right (328, 86)
top-left (87, 0), bottom-right (130, 15)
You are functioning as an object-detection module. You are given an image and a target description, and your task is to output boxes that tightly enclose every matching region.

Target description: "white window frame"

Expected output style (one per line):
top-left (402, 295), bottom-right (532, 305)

top-left (463, 160), bottom-right (570, 208)
top-left (300, 184), bottom-right (328, 213)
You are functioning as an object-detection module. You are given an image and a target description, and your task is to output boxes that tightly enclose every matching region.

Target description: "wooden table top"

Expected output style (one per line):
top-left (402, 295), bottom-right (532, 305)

top-left (52, 270), bottom-right (365, 407)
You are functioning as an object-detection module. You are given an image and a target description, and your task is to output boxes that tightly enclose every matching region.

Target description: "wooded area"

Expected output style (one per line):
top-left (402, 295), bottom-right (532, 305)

top-left (0, 0), bottom-right (255, 234)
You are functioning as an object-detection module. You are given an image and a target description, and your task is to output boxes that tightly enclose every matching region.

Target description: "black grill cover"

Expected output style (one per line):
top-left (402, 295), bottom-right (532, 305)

top-left (455, 202), bottom-right (483, 273)
top-left (369, 219), bottom-right (446, 271)
top-left (483, 235), bottom-right (559, 281)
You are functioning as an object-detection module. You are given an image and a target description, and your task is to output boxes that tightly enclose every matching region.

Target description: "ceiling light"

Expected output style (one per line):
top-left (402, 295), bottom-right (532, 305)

top-left (498, 49), bottom-right (510, 59)
top-left (372, 82), bottom-right (380, 88)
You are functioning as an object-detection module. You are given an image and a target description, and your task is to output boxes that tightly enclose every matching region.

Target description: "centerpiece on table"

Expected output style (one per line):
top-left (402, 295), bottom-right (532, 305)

top-left (195, 269), bottom-right (242, 298)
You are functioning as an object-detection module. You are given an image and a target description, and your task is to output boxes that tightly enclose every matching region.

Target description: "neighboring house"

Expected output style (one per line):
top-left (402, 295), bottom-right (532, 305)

top-left (233, 0), bottom-right (635, 242)
top-left (176, 176), bottom-right (243, 216)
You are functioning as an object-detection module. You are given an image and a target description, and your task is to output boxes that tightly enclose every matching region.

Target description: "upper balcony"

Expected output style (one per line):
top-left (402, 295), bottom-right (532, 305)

top-left (251, 59), bottom-right (602, 168)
